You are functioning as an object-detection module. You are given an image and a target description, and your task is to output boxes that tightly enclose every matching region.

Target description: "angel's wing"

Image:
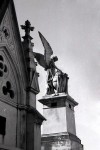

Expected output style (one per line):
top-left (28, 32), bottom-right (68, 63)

top-left (38, 32), bottom-right (53, 66)
top-left (33, 52), bottom-right (47, 69)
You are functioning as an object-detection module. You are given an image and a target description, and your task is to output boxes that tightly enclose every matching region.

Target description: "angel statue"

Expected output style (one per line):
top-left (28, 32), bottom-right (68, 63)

top-left (34, 32), bottom-right (68, 95)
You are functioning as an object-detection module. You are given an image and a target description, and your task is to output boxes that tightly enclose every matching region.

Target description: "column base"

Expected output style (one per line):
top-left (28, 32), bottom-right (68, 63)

top-left (0, 144), bottom-right (23, 150)
top-left (41, 132), bottom-right (83, 150)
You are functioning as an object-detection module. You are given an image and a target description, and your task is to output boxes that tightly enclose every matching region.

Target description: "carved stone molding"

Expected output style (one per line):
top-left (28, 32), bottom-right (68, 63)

top-left (2, 26), bottom-right (10, 39)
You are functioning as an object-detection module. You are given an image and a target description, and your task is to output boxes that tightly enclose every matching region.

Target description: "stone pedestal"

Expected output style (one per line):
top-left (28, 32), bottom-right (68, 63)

top-left (39, 93), bottom-right (83, 150)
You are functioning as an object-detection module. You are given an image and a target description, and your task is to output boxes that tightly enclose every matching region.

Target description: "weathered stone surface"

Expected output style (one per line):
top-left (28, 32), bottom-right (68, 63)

top-left (39, 93), bottom-right (83, 150)
top-left (41, 133), bottom-right (83, 150)
top-left (39, 93), bottom-right (77, 135)
top-left (0, 1), bottom-right (45, 150)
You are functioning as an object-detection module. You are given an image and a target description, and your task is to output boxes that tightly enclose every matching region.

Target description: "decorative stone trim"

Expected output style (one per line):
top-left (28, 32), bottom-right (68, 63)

top-left (0, 143), bottom-right (23, 150)
top-left (26, 86), bottom-right (39, 95)
top-left (42, 132), bottom-right (82, 144)
top-left (19, 105), bottom-right (46, 125)
top-left (39, 93), bottom-right (78, 107)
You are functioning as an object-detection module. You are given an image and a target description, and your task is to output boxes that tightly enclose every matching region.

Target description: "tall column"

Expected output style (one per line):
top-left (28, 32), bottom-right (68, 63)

top-left (21, 20), bottom-right (45, 150)
top-left (21, 20), bottom-right (39, 107)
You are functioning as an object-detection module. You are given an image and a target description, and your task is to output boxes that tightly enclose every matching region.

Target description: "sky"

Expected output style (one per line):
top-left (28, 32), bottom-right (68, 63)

top-left (14, 0), bottom-right (100, 149)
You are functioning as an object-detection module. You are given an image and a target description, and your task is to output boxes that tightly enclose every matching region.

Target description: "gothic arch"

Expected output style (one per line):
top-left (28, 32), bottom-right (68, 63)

top-left (0, 44), bottom-right (26, 106)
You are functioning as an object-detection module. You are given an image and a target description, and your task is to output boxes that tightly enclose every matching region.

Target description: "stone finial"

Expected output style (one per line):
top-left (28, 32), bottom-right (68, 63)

top-left (21, 20), bottom-right (34, 41)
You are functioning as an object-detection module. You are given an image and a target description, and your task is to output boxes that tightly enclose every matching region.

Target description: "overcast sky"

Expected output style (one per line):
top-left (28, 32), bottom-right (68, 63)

top-left (14, 0), bottom-right (100, 149)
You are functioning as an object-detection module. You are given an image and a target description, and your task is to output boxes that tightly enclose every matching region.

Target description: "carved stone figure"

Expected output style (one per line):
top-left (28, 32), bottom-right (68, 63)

top-left (34, 32), bottom-right (68, 95)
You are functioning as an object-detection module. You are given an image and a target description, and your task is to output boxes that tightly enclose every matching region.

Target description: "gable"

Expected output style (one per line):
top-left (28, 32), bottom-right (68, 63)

top-left (0, 0), bottom-right (27, 105)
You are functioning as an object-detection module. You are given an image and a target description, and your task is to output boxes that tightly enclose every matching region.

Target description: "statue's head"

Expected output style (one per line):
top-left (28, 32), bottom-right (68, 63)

top-left (52, 56), bottom-right (58, 62)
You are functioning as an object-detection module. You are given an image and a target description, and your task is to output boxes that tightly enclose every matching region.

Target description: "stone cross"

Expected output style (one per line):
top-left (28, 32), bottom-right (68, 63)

top-left (21, 20), bottom-right (34, 37)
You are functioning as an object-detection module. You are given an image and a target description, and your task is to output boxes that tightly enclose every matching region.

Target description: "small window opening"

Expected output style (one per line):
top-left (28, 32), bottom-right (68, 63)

top-left (0, 116), bottom-right (6, 135)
